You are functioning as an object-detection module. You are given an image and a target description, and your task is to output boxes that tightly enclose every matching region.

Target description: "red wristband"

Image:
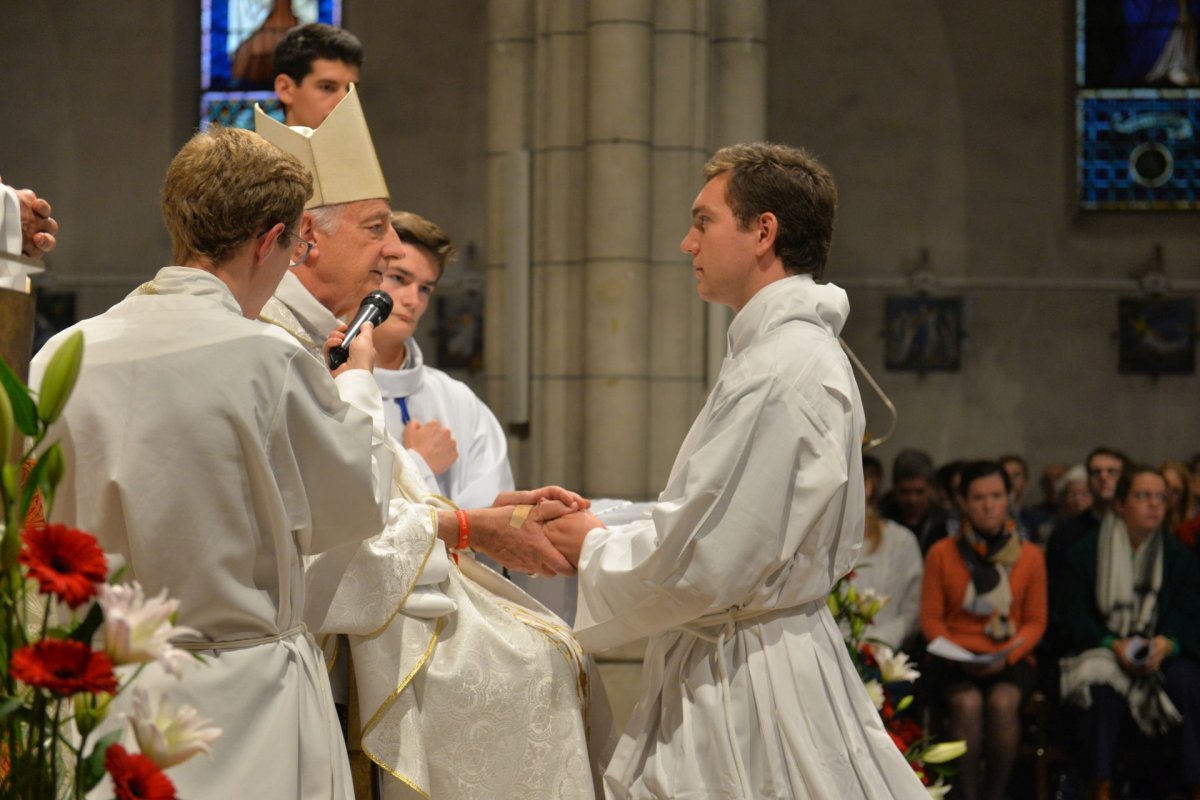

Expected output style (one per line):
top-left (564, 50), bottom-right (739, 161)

top-left (455, 509), bottom-right (470, 552)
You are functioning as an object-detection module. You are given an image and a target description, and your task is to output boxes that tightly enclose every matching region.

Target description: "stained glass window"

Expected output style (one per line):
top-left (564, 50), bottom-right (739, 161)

top-left (1077, 1), bottom-right (1200, 210)
top-left (200, 0), bottom-right (341, 130)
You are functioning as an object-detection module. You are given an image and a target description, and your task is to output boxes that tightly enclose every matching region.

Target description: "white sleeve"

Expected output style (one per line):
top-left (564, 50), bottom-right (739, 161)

top-left (270, 353), bottom-right (393, 556)
top-left (573, 371), bottom-right (851, 652)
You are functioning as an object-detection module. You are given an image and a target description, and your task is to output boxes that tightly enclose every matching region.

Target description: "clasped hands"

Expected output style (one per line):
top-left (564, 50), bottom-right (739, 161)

top-left (1112, 634), bottom-right (1173, 675)
top-left (464, 487), bottom-right (604, 578)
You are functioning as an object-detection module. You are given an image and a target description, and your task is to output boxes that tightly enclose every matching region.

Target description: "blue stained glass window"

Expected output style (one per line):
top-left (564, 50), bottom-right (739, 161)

top-left (200, 0), bottom-right (341, 129)
top-left (1076, 0), bottom-right (1200, 210)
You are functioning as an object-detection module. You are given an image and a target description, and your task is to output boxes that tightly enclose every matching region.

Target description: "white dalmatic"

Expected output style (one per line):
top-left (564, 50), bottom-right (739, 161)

top-left (36, 267), bottom-right (393, 800)
top-left (263, 278), bottom-right (614, 800)
top-left (574, 276), bottom-right (930, 799)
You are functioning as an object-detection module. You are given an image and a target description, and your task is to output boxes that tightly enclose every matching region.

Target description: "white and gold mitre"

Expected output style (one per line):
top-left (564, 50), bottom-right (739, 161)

top-left (253, 84), bottom-right (389, 209)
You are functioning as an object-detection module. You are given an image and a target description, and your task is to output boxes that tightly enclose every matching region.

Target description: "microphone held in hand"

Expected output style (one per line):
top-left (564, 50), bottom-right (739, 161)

top-left (328, 290), bottom-right (393, 369)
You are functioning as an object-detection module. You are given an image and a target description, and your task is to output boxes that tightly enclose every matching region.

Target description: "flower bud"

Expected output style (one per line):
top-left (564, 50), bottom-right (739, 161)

top-left (920, 740), bottom-right (967, 764)
top-left (37, 331), bottom-right (84, 425)
top-left (0, 519), bottom-right (13, 571)
top-left (74, 692), bottom-right (112, 737)
top-left (42, 444), bottom-right (65, 488)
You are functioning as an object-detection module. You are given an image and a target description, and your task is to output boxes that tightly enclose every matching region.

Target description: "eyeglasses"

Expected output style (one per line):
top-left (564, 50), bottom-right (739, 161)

top-left (1129, 490), bottom-right (1166, 504)
top-left (258, 226), bottom-right (314, 266)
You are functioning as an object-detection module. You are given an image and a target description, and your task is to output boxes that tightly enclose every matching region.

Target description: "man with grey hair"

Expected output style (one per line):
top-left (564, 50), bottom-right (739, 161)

top-left (255, 87), bottom-right (607, 800)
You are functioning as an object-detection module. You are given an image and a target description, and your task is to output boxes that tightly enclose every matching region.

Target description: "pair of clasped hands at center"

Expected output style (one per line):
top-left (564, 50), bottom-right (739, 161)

top-left (453, 487), bottom-right (603, 579)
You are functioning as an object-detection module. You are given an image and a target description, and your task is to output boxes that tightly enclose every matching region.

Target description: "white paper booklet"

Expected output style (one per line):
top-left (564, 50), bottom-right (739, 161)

top-left (927, 636), bottom-right (1024, 666)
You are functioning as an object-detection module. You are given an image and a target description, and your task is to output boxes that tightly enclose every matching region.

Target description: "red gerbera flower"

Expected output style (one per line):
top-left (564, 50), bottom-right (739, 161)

top-left (881, 696), bottom-right (895, 719)
top-left (889, 716), bottom-right (924, 748)
top-left (859, 643), bottom-right (878, 669)
top-left (10, 640), bottom-right (118, 696)
top-left (19, 523), bottom-right (108, 608)
top-left (105, 744), bottom-right (177, 800)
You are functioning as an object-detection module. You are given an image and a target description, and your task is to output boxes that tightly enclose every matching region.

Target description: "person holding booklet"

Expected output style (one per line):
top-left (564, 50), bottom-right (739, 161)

top-left (1056, 464), bottom-right (1200, 800)
top-left (920, 459), bottom-right (1048, 800)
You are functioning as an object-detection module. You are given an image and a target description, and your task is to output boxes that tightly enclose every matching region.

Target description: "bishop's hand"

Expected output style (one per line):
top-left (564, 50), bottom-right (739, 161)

top-left (493, 485), bottom-right (590, 511)
top-left (324, 322), bottom-right (376, 376)
top-left (449, 505), bottom-right (576, 578)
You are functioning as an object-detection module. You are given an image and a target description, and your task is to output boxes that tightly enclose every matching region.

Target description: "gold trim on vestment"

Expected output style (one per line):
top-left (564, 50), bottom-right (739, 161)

top-left (258, 309), bottom-right (320, 353)
top-left (322, 633), bottom-right (338, 674)
top-left (495, 600), bottom-right (591, 733)
top-left (363, 751), bottom-right (432, 800)
top-left (358, 616), bottom-right (443, 799)
top-left (357, 505), bottom-right (439, 639)
top-left (424, 493), bottom-right (456, 510)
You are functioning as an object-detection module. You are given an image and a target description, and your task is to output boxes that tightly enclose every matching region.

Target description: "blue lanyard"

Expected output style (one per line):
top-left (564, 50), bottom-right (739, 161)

top-left (395, 397), bottom-right (411, 424)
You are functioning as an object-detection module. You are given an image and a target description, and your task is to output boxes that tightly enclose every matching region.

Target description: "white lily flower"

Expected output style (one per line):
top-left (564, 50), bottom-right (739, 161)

top-left (128, 688), bottom-right (222, 768)
top-left (853, 587), bottom-right (885, 613)
top-left (874, 644), bottom-right (921, 684)
top-left (864, 679), bottom-right (885, 711)
top-left (97, 582), bottom-right (198, 678)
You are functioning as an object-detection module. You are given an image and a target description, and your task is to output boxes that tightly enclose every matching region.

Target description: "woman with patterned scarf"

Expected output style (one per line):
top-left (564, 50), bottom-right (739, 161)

top-left (1056, 465), bottom-right (1200, 800)
top-left (920, 460), bottom-right (1048, 800)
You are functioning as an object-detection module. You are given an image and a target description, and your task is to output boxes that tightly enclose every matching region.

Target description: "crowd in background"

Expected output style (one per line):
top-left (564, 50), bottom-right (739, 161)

top-left (848, 448), bottom-right (1200, 800)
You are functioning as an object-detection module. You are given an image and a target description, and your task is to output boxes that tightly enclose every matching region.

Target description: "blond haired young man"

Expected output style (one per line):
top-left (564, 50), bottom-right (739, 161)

top-left (31, 126), bottom-right (393, 799)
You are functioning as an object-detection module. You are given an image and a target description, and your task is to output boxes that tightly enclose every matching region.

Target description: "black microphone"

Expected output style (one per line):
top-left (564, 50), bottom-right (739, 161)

top-left (328, 290), bottom-right (393, 370)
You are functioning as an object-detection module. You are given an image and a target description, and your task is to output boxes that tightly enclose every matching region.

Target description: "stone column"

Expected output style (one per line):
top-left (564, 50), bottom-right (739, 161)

top-left (581, 0), bottom-right (654, 497)
top-left (647, 0), bottom-right (710, 486)
top-left (485, 0), bottom-right (535, 476)
top-left (706, 0), bottom-right (767, 385)
top-left (529, 0), bottom-right (587, 488)
top-left (484, 0), bottom-right (767, 495)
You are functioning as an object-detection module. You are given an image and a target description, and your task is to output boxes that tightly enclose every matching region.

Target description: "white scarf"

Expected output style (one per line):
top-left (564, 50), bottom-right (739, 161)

top-left (1060, 512), bottom-right (1180, 736)
top-left (1096, 512), bottom-right (1163, 638)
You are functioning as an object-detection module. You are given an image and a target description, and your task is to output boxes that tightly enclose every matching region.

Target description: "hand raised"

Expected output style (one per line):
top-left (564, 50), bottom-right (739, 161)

top-left (16, 186), bottom-right (58, 259)
top-left (404, 420), bottom-right (458, 475)
top-left (324, 321), bottom-right (376, 376)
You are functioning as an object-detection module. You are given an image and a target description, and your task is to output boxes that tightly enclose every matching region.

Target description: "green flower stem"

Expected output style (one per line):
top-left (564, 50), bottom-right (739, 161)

top-left (49, 695), bottom-right (62, 798)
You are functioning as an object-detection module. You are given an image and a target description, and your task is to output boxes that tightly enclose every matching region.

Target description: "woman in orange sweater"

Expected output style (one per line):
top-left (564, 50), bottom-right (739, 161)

top-left (920, 460), bottom-right (1048, 800)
